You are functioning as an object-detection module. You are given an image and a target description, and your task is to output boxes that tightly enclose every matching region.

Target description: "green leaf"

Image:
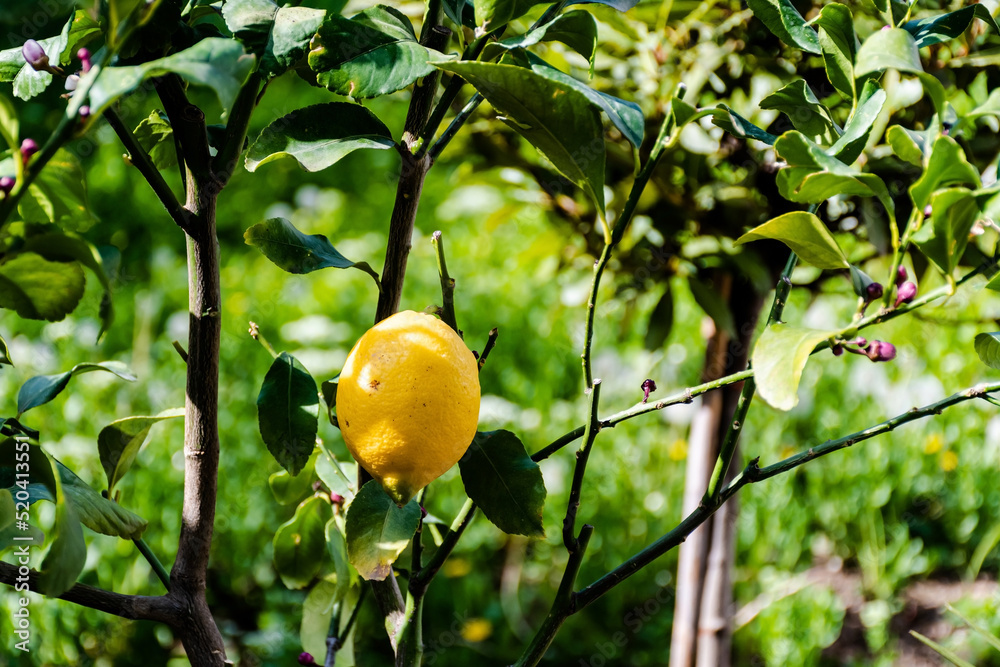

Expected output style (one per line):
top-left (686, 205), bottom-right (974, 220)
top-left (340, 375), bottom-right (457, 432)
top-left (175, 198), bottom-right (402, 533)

top-left (98, 408), bottom-right (185, 495)
top-left (56, 460), bottom-right (148, 540)
top-left (223, 0), bottom-right (280, 43)
top-left (828, 80), bottom-right (885, 165)
top-left (902, 5), bottom-right (999, 49)
top-left (774, 132), bottom-right (895, 218)
top-left (300, 580), bottom-right (343, 658)
top-left (886, 125), bottom-right (923, 167)
top-left (712, 104), bottom-right (777, 145)
top-left (257, 352), bottom-right (319, 476)
top-left (0, 253), bottom-right (85, 323)
top-left (482, 11), bottom-right (599, 67)
top-left (814, 3), bottom-right (858, 100)
top-left (133, 111), bottom-right (177, 170)
top-left (320, 378), bottom-right (339, 427)
top-left (911, 188), bottom-right (980, 277)
top-left (308, 6), bottom-right (439, 98)
top-left (246, 102), bottom-right (394, 173)
top-left (855, 28), bottom-right (944, 115)
top-left (224, 0), bottom-right (327, 78)
top-left (433, 60), bottom-right (606, 217)
top-left (0, 333), bottom-right (11, 366)
top-left (849, 264), bottom-right (876, 299)
top-left (88, 39), bottom-right (255, 117)
top-left (474, 0), bottom-right (543, 34)
top-left (15, 149), bottom-right (95, 231)
top-left (909, 136), bottom-right (981, 211)
top-left (746, 0), bottom-right (821, 54)
top-left (518, 52), bottom-right (643, 149)
top-left (985, 272), bottom-right (1000, 292)
top-left (262, 6), bottom-right (327, 77)
top-left (244, 217), bottom-right (381, 286)
top-left (644, 284), bottom-right (674, 351)
top-left (273, 495), bottom-right (330, 589)
top-left (63, 11), bottom-right (102, 64)
top-left (0, 489), bottom-right (45, 551)
top-left (735, 211), bottom-right (849, 270)
top-left (325, 518), bottom-right (352, 601)
top-left (760, 80), bottom-right (840, 145)
top-left (269, 447), bottom-right (320, 505)
top-left (38, 489), bottom-right (85, 597)
top-left (0, 440), bottom-right (58, 503)
top-left (754, 324), bottom-right (838, 411)
top-left (316, 450), bottom-right (354, 499)
top-left (18, 231), bottom-right (115, 336)
top-left (459, 430), bottom-right (546, 537)
top-left (345, 481), bottom-right (420, 580)
top-left (17, 361), bottom-right (136, 418)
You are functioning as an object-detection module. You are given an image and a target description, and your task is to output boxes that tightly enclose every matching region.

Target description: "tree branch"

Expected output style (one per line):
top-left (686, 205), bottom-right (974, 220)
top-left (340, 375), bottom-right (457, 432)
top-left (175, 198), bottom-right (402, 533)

top-left (562, 381), bottom-right (602, 551)
top-left (0, 561), bottom-right (178, 623)
top-left (703, 250), bottom-right (798, 504)
top-left (572, 380), bottom-right (1000, 612)
top-left (102, 106), bottom-right (194, 236)
top-left (431, 230), bottom-right (458, 332)
top-left (535, 258), bottom-right (994, 463)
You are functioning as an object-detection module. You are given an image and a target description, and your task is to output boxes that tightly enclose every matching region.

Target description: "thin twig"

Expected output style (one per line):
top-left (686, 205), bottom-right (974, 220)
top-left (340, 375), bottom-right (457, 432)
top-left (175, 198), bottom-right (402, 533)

top-left (478, 328), bottom-right (499, 371)
top-left (562, 380), bottom-right (602, 551)
top-left (410, 498), bottom-right (476, 594)
top-left (431, 231), bottom-right (458, 332)
top-left (0, 561), bottom-right (177, 623)
top-left (103, 106), bottom-right (193, 236)
top-left (134, 537), bottom-right (171, 591)
top-left (703, 249), bottom-right (799, 504)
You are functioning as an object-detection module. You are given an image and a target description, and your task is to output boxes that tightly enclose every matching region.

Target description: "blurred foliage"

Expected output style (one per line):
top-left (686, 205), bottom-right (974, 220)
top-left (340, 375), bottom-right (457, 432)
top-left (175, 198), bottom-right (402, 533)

top-left (1, 0), bottom-right (1000, 665)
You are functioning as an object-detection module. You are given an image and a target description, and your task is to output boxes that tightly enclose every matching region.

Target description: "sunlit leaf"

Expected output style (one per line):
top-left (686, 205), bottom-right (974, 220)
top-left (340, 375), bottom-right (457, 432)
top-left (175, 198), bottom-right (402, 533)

top-left (345, 481), bottom-right (419, 580)
top-left (974, 332), bottom-right (1000, 370)
top-left (433, 60), bottom-right (606, 216)
top-left (746, 0), bottom-right (821, 53)
top-left (814, 3), bottom-right (858, 100)
top-left (98, 409), bottom-right (185, 495)
top-left (735, 211), bottom-right (849, 270)
top-left (754, 325), bottom-right (838, 411)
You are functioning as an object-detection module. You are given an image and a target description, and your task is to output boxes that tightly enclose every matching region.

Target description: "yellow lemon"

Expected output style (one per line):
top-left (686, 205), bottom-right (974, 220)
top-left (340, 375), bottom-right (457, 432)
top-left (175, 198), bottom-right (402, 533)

top-left (337, 310), bottom-right (480, 505)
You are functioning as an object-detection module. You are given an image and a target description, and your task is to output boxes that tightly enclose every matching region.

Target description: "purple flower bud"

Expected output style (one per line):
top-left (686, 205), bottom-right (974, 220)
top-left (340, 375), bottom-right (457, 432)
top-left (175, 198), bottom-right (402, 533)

top-left (865, 282), bottom-right (884, 302)
top-left (0, 176), bottom-right (14, 196)
top-left (330, 492), bottom-right (344, 505)
top-left (298, 652), bottom-right (316, 665)
top-left (77, 47), bottom-right (91, 72)
top-left (866, 341), bottom-right (896, 363)
top-left (895, 281), bottom-right (917, 307)
top-left (20, 138), bottom-right (38, 164)
top-left (79, 105), bottom-right (91, 118)
top-left (924, 205), bottom-right (933, 217)
top-left (831, 344), bottom-right (844, 357)
top-left (895, 266), bottom-right (908, 287)
top-left (853, 337), bottom-right (867, 348)
top-left (21, 40), bottom-right (49, 71)
top-left (641, 378), bottom-right (657, 403)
